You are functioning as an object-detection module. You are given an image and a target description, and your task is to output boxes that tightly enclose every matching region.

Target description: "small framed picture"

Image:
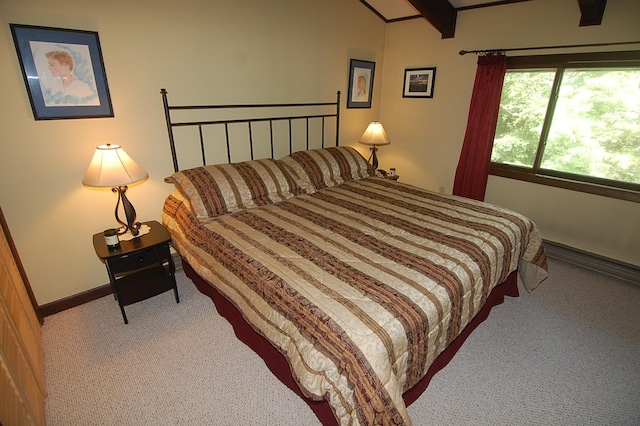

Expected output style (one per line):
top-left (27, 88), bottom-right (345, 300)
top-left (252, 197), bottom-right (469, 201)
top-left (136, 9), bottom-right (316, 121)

top-left (403, 67), bottom-right (436, 98)
top-left (347, 59), bottom-right (375, 109)
top-left (10, 24), bottom-right (114, 120)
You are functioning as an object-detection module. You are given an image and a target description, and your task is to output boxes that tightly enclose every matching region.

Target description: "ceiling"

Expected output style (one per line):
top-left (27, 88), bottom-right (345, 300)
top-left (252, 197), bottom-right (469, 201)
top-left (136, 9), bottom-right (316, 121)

top-left (361, 0), bottom-right (608, 39)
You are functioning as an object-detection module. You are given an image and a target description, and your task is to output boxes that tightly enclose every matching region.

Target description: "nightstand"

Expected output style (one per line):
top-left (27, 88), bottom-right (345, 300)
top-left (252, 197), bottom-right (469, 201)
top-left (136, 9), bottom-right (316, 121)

top-left (92, 220), bottom-right (179, 324)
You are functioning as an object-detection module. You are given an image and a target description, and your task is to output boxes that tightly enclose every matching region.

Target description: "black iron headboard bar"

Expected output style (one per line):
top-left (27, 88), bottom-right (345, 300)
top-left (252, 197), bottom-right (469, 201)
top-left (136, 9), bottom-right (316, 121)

top-left (166, 101), bottom-right (338, 110)
top-left (248, 122), bottom-right (255, 160)
top-left (161, 88), bottom-right (179, 172)
top-left (224, 123), bottom-right (231, 163)
top-left (322, 117), bottom-right (326, 146)
top-left (168, 113), bottom-right (336, 128)
top-left (286, 120), bottom-right (292, 155)
top-left (335, 91), bottom-right (340, 146)
top-left (198, 125), bottom-right (206, 166)
top-left (269, 120), bottom-right (275, 160)
top-left (161, 89), bottom-right (341, 172)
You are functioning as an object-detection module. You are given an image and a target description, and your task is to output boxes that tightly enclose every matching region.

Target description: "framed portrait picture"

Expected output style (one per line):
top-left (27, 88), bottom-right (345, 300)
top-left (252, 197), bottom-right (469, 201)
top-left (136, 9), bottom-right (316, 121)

top-left (10, 24), bottom-right (114, 120)
top-left (403, 67), bottom-right (436, 98)
top-left (347, 59), bottom-right (375, 109)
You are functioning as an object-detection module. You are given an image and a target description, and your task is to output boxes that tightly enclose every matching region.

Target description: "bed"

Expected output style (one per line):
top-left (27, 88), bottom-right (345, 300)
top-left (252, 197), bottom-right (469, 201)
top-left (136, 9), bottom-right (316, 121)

top-left (159, 89), bottom-right (549, 425)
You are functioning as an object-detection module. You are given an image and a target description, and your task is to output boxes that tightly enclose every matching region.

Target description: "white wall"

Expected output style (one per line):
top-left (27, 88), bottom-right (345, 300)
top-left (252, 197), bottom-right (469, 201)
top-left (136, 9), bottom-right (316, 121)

top-left (379, 0), bottom-right (640, 267)
top-left (2, 0), bottom-right (639, 306)
top-left (0, 0), bottom-right (387, 304)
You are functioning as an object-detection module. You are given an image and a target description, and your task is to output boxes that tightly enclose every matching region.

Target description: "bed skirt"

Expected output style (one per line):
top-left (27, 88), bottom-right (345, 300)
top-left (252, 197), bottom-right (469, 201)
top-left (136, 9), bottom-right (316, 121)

top-left (183, 259), bottom-right (519, 425)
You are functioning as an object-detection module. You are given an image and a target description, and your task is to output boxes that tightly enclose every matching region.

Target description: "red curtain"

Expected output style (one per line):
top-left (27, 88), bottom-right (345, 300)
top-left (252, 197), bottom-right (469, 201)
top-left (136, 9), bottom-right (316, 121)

top-left (453, 53), bottom-right (507, 201)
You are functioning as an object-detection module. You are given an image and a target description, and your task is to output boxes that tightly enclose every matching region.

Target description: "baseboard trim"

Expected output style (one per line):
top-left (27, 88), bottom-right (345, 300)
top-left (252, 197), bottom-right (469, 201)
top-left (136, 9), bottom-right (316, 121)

top-left (40, 254), bottom-right (183, 318)
top-left (41, 245), bottom-right (638, 318)
top-left (544, 240), bottom-right (640, 286)
top-left (39, 284), bottom-right (113, 317)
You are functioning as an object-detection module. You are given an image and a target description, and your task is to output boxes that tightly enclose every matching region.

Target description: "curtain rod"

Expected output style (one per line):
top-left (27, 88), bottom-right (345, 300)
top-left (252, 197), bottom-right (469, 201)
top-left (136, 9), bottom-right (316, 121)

top-left (459, 40), bottom-right (640, 55)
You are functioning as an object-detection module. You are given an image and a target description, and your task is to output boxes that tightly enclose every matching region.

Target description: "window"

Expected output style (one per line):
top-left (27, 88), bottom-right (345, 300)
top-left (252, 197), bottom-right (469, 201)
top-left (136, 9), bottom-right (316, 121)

top-left (490, 51), bottom-right (640, 203)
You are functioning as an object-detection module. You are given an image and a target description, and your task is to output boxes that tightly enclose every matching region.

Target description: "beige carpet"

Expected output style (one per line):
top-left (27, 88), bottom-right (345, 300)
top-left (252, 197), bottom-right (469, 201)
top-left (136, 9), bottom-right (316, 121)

top-left (42, 258), bottom-right (640, 425)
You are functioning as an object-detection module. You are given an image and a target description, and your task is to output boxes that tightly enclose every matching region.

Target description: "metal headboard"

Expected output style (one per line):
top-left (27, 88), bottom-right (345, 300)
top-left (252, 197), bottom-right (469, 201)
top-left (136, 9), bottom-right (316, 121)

top-left (161, 89), bottom-right (341, 172)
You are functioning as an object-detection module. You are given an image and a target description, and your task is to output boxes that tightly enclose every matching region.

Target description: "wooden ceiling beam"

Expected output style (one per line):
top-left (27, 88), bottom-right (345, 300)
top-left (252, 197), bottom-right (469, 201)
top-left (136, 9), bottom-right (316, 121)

top-left (407, 0), bottom-right (457, 39)
top-left (577, 0), bottom-right (607, 26)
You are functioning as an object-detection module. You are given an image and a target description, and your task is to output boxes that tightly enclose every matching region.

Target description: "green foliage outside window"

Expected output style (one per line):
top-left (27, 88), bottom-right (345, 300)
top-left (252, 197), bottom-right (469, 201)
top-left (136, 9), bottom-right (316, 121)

top-left (492, 71), bottom-right (555, 167)
top-left (492, 67), bottom-right (640, 186)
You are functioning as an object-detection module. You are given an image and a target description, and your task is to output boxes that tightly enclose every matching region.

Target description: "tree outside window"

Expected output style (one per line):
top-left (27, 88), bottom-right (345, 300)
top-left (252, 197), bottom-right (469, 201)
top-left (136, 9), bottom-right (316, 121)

top-left (490, 52), bottom-right (640, 202)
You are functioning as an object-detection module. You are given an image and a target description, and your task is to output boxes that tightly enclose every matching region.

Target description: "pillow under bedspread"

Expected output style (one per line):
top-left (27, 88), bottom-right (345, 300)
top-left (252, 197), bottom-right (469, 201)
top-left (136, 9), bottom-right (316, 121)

top-left (164, 158), bottom-right (312, 220)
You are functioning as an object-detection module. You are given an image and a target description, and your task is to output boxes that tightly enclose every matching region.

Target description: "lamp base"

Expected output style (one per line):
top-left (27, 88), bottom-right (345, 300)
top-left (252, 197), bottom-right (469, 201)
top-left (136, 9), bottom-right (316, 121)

top-left (367, 146), bottom-right (379, 170)
top-left (113, 186), bottom-right (141, 236)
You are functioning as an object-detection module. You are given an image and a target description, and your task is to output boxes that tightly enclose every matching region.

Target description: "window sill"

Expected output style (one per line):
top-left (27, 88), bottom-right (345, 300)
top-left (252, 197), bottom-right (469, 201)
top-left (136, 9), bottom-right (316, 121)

top-left (489, 165), bottom-right (640, 203)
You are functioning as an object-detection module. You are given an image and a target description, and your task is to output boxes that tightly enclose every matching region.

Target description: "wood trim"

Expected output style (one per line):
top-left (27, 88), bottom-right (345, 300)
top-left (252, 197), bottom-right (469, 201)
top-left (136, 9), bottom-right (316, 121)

top-left (358, 0), bottom-right (391, 22)
top-left (578, 0), bottom-right (607, 26)
top-left (544, 240), bottom-right (640, 286)
top-left (506, 50), bottom-right (640, 67)
top-left (0, 207), bottom-right (47, 425)
top-left (490, 165), bottom-right (640, 203)
top-left (494, 50), bottom-right (640, 204)
top-left (0, 207), bottom-right (43, 325)
top-left (39, 253), bottom-right (183, 317)
top-left (385, 14), bottom-right (423, 24)
top-left (39, 283), bottom-right (113, 317)
top-left (407, 0), bottom-right (457, 39)
top-left (41, 238), bottom-right (640, 320)
top-left (457, 0), bottom-right (533, 12)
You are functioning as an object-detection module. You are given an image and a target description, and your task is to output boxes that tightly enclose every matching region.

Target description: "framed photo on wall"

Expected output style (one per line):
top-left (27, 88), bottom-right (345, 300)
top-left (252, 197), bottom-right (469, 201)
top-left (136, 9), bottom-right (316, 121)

top-left (10, 24), bottom-right (114, 120)
top-left (347, 59), bottom-right (375, 109)
top-left (403, 67), bottom-right (436, 98)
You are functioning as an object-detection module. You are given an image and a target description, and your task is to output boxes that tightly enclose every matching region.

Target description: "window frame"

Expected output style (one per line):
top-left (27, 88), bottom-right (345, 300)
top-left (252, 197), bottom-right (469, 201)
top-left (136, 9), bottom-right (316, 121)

top-left (490, 50), bottom-right (640, 203)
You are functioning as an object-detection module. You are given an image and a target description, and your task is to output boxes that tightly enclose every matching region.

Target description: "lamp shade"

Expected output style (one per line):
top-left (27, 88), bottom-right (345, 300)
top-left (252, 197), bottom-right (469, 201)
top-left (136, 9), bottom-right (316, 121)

top-left (82, 144), bottom-right (148, 188)
top-left (358, 121), bottom-right (390, 146)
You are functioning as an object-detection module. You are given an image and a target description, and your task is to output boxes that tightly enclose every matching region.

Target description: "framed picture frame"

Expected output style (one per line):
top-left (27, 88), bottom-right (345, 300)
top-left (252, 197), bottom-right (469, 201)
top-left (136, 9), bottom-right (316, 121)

top-left (347, 59), bottom-right (375, 109)
top-left (10, 24), bottom-right (114, 120)
top-left (403, 67), bottom-right (436, 98)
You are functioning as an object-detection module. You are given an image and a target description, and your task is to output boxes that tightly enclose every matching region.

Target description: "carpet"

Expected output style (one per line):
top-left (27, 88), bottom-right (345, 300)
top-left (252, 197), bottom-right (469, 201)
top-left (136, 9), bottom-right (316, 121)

top-left (42, 258), bottom-right (640, 425)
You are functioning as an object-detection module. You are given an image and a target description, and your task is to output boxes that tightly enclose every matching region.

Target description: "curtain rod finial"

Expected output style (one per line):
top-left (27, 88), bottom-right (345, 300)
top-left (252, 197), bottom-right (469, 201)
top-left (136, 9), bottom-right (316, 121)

top-left (459, 50), bottom-right (469, 55)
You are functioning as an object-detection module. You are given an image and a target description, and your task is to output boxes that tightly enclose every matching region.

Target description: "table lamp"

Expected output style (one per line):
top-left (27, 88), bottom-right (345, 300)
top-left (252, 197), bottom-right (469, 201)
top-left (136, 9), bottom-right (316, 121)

top-left (358, 121), bottom-right (390, 169)
top-left (82, 144), bottom-right (148, 236)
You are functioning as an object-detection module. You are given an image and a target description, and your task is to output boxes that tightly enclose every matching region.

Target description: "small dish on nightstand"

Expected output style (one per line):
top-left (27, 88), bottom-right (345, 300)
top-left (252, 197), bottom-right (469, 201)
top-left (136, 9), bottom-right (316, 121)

top-left (377, 169), bottom-right (399, 180)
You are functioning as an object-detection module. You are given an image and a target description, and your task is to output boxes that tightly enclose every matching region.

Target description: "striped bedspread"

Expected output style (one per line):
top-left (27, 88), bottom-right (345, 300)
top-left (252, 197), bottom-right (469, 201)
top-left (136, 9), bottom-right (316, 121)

top-left (162, 177), bottom-right (548, 425)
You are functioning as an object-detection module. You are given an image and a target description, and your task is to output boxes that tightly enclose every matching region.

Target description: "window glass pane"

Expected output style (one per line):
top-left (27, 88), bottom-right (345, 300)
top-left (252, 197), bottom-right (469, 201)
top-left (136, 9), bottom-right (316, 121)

top-left (541, 69), bottom-right (640, 185)
top-left (492, 70), bottom-right (555, 167)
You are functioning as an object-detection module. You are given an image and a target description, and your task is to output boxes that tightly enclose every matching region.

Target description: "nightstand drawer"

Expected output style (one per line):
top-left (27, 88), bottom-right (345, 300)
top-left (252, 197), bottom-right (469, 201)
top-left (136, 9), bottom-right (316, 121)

top-left (106, 243), bottom-right (170, 274)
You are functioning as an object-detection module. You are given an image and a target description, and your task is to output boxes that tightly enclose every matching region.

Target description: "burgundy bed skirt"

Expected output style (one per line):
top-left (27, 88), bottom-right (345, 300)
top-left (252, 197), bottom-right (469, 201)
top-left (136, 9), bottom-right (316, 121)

top-left (183, 260), bottom-right (519, 425)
